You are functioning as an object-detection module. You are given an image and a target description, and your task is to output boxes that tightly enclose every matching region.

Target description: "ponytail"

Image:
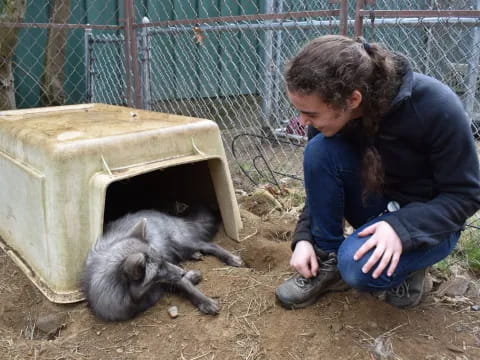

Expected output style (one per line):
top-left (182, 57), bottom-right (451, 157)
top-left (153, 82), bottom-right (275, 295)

top-left (354, 37), bottom-right (404, 198)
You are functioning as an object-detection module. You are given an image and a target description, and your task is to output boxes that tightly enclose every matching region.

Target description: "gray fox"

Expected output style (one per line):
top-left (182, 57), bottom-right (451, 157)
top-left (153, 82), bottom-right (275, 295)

top-left (81, 206), bottom-right (243, 321)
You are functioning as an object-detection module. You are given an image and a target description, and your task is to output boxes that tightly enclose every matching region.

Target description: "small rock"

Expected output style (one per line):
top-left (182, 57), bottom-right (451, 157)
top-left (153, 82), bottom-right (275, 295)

top-left (35, 313), bottom-right (67, 338)
top-left (367, 321), bottom-right (378, 329)
top-left (168, 306), bottom-right (179, 318)
top-left (235, 189), bottom-right (248, 197)
top-left (446, 344), bottom-right (464, 353)
top-left (239, 189), bottom-right (282, 216)
top-left (330, 323), bottom-right (343, 333)
top-left (424, 273), bottom-right (434, 293)
top-left (466, 281), bottom-right (480, 298)
top-left (436, 276), bottom-right (470, 297)
top-left (116, 348), bottom-right (124, 353)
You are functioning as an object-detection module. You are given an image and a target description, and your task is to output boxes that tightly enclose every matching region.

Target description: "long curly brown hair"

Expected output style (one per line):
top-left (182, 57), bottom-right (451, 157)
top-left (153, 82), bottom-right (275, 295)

top-left (285, 35), bottom-right (406, 197)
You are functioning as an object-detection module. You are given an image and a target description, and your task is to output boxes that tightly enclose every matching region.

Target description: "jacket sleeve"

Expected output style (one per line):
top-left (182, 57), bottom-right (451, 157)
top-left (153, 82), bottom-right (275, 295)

top-left (384, 87), bottom-right (480, 252)
top-left (291, 125), bottom-right (319, 250)
top-left (291, 203), bottom-right (313, 250)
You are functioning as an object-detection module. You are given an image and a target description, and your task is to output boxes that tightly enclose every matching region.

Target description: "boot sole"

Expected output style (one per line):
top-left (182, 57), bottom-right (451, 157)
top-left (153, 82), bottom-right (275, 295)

top-left (276, 280), bottom-right (350, 310)
top-left (386, 268), bottom-right (427, 308)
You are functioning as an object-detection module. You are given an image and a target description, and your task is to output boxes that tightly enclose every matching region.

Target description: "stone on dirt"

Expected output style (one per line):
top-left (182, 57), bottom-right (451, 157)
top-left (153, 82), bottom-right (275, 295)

top-left (35, 312), bottom-right (67, 338)
top-left (436, 276), bottom-right (471, 297)
top-left (238, 189), bottom-right (282, 216)
top-left (168, 306), bottom-right (179, 318)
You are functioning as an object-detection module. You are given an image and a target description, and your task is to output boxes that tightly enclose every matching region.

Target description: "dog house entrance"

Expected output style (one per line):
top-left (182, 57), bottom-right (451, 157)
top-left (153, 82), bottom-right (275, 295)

top-left (103, 161), bottom-right (218, 227)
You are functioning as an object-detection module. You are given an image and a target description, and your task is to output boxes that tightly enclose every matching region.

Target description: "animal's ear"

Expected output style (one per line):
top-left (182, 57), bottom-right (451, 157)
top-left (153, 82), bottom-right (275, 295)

top-left (127, 218), bottom-right (147, 241)
top-left (122, 252), bottom-right (146, 281)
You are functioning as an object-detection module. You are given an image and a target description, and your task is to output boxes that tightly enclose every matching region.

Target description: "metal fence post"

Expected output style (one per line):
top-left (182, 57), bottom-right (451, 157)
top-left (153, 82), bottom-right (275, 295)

top-left (139, 17), bottom-right (152, 110)
top-left (465, 0), bottom-right (480, 120)
top-left (354, 0), bottom-right (366, 37)
top-left (261, 0), bottom-right (275, 132)
top-left (271, 0), bottom-right (284, 127)
top-left (84, 27), bottom-right (94, 103)
top-left (337, 0), bottom-right (348, 36)
top-left (123, 0), bottom-right (142, 108)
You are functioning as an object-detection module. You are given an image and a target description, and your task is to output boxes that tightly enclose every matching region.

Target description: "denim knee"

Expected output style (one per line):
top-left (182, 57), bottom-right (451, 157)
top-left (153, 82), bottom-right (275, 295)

top-left (337, 238), bottom-right (375, 290)
top-left (304, 133), bottom-right (357, 175)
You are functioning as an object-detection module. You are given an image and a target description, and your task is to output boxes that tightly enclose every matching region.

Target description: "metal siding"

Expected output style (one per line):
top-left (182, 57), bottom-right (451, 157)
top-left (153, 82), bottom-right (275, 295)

top-left (64, 0), bottom-right (88, 104)
top-left (197, 0), bottom-right (220, 98)
top-left (173, 0), bottom-right (199, 99)
top-left (239, 0), bottom-right (260, 94)
top-left (86, 0), bottom-right (119, 26)
top-left (13, 1), bottom-right (49, 108)
top-left (218, 1), bottom-right (241, 97)
top-left (146, 0), bottom-right (175, 101)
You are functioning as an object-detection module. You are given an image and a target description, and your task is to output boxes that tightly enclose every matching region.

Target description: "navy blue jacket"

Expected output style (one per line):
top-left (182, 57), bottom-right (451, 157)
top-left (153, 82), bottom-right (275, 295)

top-left (292, 69), bottom-right (480, 252)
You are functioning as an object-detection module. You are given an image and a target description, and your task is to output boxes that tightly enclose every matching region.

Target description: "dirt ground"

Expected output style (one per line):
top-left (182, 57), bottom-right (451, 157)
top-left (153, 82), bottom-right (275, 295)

top-left (1, 193), bottom-right (480, 360)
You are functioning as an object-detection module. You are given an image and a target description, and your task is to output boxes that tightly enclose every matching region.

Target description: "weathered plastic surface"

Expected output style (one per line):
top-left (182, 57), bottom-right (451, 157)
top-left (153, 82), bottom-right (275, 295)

top-left (0, 104), bottom-right (242, 303)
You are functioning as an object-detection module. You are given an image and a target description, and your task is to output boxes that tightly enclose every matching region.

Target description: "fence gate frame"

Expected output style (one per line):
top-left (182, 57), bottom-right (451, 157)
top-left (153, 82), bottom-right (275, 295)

top-left (93, 0), bottom-right (480, 114)
top-left (108, 0), bottom-right (349, 111)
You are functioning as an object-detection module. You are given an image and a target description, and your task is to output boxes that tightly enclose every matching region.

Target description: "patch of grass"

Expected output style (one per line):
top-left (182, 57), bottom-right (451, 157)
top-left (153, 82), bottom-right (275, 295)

top-left (434, 217), bottom-right (480, 275)
top-left (288, 188), bottom-right (306, 208)
top-left (457, 224), bottom-right (480, 272)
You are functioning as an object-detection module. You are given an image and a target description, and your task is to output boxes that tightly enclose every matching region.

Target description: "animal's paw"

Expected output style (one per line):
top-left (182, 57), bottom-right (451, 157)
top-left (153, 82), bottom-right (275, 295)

top-left (184, 270), bottom-right (202, 285)
top-left (190, 251), bottom-right (203, 261)
top-left (198, 298), bottom-right (219, 315)
top-left (226, 254), bottom-right (244, 267)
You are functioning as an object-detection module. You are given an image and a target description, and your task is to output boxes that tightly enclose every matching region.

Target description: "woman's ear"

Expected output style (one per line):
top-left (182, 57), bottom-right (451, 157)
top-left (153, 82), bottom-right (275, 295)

top-left (348, 90), bottom-right (363, 110)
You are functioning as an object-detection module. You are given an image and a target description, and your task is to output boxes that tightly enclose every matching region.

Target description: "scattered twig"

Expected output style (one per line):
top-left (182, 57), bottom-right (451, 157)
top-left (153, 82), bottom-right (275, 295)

top-left (239, 229), bottom-right (259, 242)
top-left (188, 351), bottom-right (213, 360)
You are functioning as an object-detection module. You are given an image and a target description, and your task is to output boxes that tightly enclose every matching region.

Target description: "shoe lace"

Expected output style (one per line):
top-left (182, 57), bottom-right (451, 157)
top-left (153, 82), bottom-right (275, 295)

top-left (389, 280), bottom-right (410, 298)
top-left (294, 276), bottom-right (311, 288)
top-left (318, 254), bottom-right (338, 272)
top-left (293, 254), bottom-right (338, 288)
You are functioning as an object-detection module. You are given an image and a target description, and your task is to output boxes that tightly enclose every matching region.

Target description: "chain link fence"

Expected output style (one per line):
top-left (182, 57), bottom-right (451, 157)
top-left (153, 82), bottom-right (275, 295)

top-left (2, 0), bottom-right (480, 188)
top-left (361, 0), bottom-right (480, 138)
top-left (0, 1), bottom-right (122, 109)
top-left (85, 1), bottom-right (343, 188)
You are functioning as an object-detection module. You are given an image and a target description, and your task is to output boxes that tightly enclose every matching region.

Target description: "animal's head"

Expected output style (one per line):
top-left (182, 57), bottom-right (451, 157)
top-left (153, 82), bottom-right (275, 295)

top-left (116, 219), bottom-right (162, 301)
top-left (82, 218), bottom-right (166, 321)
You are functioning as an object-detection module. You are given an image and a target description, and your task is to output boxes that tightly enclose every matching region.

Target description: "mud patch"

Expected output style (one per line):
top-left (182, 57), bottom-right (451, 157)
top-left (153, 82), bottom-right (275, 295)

top-left (240, 237), bottom-right (292, 272)
top-left (1, 194), bottom-right (480, 359)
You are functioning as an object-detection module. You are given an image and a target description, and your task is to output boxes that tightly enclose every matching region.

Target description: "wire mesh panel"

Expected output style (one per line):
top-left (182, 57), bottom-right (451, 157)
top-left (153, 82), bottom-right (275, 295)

top-left (87, 32), bottom-right (127, 105)
top-left (128, 1), bottom-right (342, 186)
top-left (1, 0), bottom-right (123, 110)
top-left (361, 0), bottom-right (480, 136)
top-left (3, 0), bottom-right (480, 188)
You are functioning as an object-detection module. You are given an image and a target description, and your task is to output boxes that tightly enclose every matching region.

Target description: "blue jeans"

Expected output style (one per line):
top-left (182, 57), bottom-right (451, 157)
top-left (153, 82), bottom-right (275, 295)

top-left (304, 133), bottom-right (460, 291)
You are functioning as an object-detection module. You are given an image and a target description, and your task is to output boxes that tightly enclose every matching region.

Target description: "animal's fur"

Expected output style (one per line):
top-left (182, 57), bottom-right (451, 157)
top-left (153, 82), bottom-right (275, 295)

top-left (81, 207), bottom-right (243, 321)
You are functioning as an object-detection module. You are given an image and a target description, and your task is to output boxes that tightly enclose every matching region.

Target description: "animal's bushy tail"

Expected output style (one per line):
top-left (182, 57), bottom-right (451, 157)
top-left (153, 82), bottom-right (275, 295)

top-left (184, 204), bottom-right (220, 241)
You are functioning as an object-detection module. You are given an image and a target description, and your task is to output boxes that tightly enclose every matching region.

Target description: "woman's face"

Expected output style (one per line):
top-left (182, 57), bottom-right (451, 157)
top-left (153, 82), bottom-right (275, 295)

top-left (287, 90), bottom-right (362, 137)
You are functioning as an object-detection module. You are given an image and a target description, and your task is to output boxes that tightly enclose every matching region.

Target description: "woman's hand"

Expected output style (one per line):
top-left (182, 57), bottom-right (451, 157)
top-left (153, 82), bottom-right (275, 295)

top-left (353, 221), bottom-right (402, 278)
top-left (290, 240), bottom-right (319, 278)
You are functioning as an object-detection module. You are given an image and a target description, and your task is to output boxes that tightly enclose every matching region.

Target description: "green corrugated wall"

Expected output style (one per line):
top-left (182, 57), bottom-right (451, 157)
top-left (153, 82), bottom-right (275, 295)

top-left (13, 0), bottom-right (339, 108)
